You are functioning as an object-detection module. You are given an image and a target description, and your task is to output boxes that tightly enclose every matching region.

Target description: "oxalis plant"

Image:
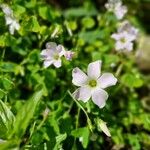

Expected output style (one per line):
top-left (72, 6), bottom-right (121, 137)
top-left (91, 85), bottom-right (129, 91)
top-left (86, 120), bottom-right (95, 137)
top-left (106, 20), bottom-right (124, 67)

top-left (0, 0), bottom-right (150, 150)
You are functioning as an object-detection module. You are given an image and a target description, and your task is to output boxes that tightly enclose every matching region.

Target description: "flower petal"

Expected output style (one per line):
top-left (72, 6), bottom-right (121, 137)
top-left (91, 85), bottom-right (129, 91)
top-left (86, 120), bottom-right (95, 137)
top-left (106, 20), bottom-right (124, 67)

top-left (43, 60), bottom-right (53, 68)
top-left (92, 89), bottom-right (108, 108)
top-left (98, 73), bottom-right (117, 89)
top-left (87, 60), bottom-right (102, 79)
top-left (72, 67), bottom-right (88, 86)
top-left (46, 42), bottom-right (57, 49)
top-left (9, 24), bottom-right (15, 35)
top-left (125, 42), bottom-right (133, 51)
top-left (115, 41), bottom-right (125, 50)
top-left (73, 86), bottom-right (91, 102)
top-left (64, 51), bottom-right (74, 60)
top-left (41, 49), bottom-right (54, 59)
top-left (53, 59), bottom-right (61, 68)
top-left (111, 33), bottom-right (121, 40)
top-left (40, 49), bottom-right (48, 56)
top-left (57, 45), bottom-right (65, 56)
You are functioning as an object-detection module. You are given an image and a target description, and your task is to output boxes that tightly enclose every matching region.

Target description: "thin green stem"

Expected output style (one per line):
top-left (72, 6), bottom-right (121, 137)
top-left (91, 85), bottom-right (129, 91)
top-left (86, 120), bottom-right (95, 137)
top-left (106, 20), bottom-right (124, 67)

top-left (1, 48), bottom-right (5, 62)
top-left (0, 48), bottom-right (6, 75)
top-left (68, 90), bottom-right (93, 132)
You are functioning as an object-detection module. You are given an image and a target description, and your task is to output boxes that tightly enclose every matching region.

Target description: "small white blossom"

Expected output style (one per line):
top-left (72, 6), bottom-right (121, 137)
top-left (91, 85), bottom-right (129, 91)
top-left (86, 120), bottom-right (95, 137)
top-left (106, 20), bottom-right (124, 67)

top-left (105, 0), bottom-right (127, 20)
top-left (41, 42), bottom-right (65, 68)
top-left (41, 42), bottom-right (74, 68)
top-left (0, 4), bottom-right (20, 34)
top-left (118, 20), bottom-right (138, 40)
top-left (111, 31), bottom-right (134, 51)
top-left (72, 61), bottom-right (117, 108)
top-left (111, 21), bottom-right (138, 52)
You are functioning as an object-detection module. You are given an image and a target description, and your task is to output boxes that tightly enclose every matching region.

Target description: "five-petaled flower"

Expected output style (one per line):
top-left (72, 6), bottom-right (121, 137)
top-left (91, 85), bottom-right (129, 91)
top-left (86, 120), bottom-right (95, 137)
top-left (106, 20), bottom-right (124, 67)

top-left (41, 42), bottom-right (65, 68)
top-left (105, 0), bottom-right (127, 20)
top-left (72, 61), bottom-right (117, 108)
top-left (41, 42), bottom-right (74, 68)
top-left (111, 21), bottom-right (138, 52)
top-left (111, 31), bottom-right (134, 51)
top-left (118, 20), bottom-right (138, 41)
top-left (0, 4), bottom-right (20, 34)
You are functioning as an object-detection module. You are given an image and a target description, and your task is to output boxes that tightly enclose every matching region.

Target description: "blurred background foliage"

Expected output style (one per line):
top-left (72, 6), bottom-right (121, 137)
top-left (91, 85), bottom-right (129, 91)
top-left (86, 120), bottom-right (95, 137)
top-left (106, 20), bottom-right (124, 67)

top-left (0, 0), bottom-right (150, 150)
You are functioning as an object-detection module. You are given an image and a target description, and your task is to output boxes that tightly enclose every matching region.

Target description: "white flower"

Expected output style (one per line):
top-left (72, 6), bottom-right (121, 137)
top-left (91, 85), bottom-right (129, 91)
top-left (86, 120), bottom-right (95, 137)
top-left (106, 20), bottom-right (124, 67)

top-left (105, 0), bottom-right (127, 20)
top-left (111, 21), bottom-right (138, 52)
top-left (105, 0), bottom-right (120, 11)
top-left (114, 2), bottom-right (127, 20)
top-left (41, 42), bottom-right (75, 68)
top-left (72, 61), bottom-right (117, 108)
top-left (118, 20), bottom-right (138, 40)
top-left (111, 31), bottom-right (134, 51)
top-left (41, 42), bottom-right (65, 68)
top-left (0, 4), bottom-right (20, 34)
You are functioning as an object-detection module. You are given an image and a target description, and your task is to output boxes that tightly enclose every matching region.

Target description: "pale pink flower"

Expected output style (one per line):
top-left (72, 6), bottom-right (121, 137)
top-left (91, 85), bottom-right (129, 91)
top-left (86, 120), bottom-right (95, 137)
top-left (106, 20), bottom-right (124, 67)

top-left (0, 4), bottom-right (20, 34)
top-left (111, 21), bottom-right (138, 52)
top-left (41, 42), bottom-right (75, 68)
top-left (72, 61), bottom-right (117, 108)
top-left (111, 31), bottom-right (134, 51)
top-left (41, 42), bottom-right (65, 68)
top-left (105, 0), bottom-right (127, 20)
top-left (118, 20), bottom-right (138, 40)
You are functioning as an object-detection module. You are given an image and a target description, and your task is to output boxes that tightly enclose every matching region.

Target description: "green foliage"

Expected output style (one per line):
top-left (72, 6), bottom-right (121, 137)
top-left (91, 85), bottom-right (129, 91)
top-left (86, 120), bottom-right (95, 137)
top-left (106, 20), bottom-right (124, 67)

top-left (0, 0), bottom-right (149, 149)
top-left (0, 100), bottom-right (15, 139)
top-left (11, 89), bottom-right (43, 138)
top-left (71, 127), bottom-right (90, 148)
top-left (121, 73), bottom-right (143, 88)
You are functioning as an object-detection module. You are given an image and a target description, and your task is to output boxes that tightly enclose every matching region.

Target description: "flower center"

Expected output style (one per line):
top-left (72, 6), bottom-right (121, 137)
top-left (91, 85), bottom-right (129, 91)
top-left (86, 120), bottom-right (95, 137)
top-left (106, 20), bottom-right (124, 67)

top-left (120, 38), bottom-right (126, 43)
top-left (88, 79), bottom-right (97, 87)
top-left (54, 54), bottom-right (59, 60)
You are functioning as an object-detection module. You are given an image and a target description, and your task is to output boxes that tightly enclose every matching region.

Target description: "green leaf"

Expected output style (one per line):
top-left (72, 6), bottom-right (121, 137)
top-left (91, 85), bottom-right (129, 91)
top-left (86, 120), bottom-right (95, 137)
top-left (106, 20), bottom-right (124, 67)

top-left (11, 89), bottom-right (43, 138)
top-left (0, 34), bottom-right (16, 47)
top-left (54, 133), bottom-right (67, 149)
top-left (81, 17), bottom-right (95, 29)
top-left (0, 100), bottom-right (15, 139)
top-left (121, 73), bottom-right (143, 88)
top-left (92, 52), bottom-right (102, 61)
top-left (67, 21), bottom-right (77, 31)
top-left (21, 16), bottom-right (40, 33)
top-left (64, 7), bottom-right (97, 18)
top-left (71, 127), bottom-right (90, 148)
top-left (13, 4), bottom-right (26, 17)
top-left (38, 6), bottom-right (49, 20)
top-left (127, 134), bottom-right (141, 150)
top-left (79, 30), bottom-right (105, 44)
top-left (1, 78), bottom-right (14, 90)
top-left (0, 14), bottom-right (7, 34)
top-left (0, 62), bottom-right (17, 73)
top-left (0, 139), bottom-right (19, 150)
